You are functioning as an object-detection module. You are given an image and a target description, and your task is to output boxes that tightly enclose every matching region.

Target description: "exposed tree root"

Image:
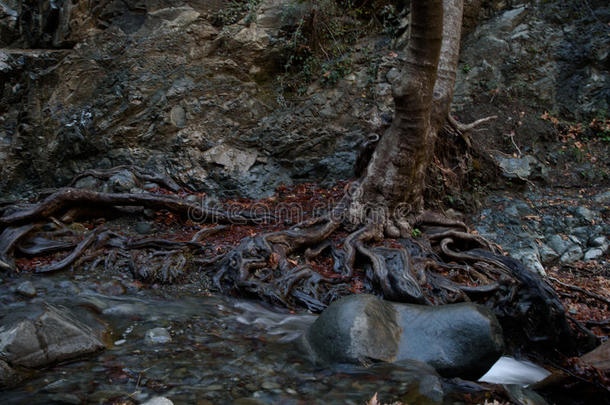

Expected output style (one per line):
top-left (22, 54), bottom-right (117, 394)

top-left (0, 224), bottom-right (36, 271)
top-left (549, 276), bottom-right (610, 306)
top-left (0, 188), bottom-right (268, 226)
top-left (0, 171), bottom-right (597, 361)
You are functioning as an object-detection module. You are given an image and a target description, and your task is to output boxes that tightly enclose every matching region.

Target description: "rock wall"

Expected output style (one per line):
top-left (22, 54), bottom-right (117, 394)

top-left (0, 0), bottom-right (608, 198)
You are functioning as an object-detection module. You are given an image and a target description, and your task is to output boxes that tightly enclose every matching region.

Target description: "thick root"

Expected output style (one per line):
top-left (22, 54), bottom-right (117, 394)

top-left (0, 188), bottom-right (267, 226)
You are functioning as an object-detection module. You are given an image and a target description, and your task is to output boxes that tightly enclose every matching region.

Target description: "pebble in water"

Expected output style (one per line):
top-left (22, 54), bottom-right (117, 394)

top-left (16, 281), bottom-right (37, 297)
top-left (145, 328), bottom-right (172, 344)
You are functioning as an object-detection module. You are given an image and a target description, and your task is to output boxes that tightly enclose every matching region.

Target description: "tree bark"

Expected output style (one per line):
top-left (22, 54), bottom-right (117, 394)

top-left (348, 0), bottom-right (464, 236)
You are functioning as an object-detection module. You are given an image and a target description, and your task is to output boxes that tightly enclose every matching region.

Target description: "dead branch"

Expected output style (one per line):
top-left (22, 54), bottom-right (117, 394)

top-left (549, 276), bottom-right (610, 306)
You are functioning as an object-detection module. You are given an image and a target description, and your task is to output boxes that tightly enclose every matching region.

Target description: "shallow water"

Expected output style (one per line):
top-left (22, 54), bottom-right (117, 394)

top-left (1, 274), bottom-right (444, 405)
top-left (479, 356), bottom-right (551, 387)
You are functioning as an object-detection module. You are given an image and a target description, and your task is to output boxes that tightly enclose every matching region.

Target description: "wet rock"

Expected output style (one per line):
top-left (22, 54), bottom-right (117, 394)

top-left (141, 397), bottom-right (174, 405)
top-left (145, 327), bottom-right (172, 344)
top-left (505, 384), bottom-right (549, 405)
top-left (47, 393), bottom-right (82, 404)
top-left (102, 303), bottom-right (147, 317)
top-left (305, 294), bottom-right (503, 379)
top-left (97, 281), bottom-right (125, 296)
top-left (584, 248), bottom-right (604, 261)
top-left (0, 359), bottom-right (18, 388)
top-left (0, 303), bottom-right (105, 369)
top-left (560, 244), bottom-right (583, 264)
top-left (15, 281), bottom-right (37, 297)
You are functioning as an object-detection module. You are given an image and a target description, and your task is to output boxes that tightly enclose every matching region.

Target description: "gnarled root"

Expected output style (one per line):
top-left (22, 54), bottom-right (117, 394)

top-left (0, 188), bottom-right (268, 227)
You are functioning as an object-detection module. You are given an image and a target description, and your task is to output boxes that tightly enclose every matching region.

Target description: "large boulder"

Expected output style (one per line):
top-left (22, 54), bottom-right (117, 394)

top-left (305, 294), bottom-right (504, 379)
top-left (0, 303), bottom-right (106, 378)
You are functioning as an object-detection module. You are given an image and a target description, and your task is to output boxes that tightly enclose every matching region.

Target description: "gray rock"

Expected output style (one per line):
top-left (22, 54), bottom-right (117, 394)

top-left (591, 236), bottom-right (608, 250)
top-left (108, 169), bottom-right (137, 193)
top-left (141, 397), bottom-right (174, 405)
top-left (571, 227), bottom-right (591, 245)
top-left (145, 327), bottom-right (172, 345)
top-left (511, 248), bottom-right (545, 275)
top-left (0, 304), bottom-right (105, 368)
top-left (538, 243), bottom-right (559, 264)
top-left (560, 245), bottom-right (583, 264)
top-left (495, 155), bottom-right (538, 179)
top-left (584, 248), bottom-right (604, 261)
top-left (547, 234), bottom-right (573, 256)
top-left (593, 191), bottom-right (610, 204)
top-left (16, 281), bottom-right (37, 297)
top-left (575, 206), bottom-right (596, 222)
top-left (305, 294), bottom-right (503, 379)
top-left (170, 105), bottom-right (186, 128)
top-left (135, 221), bottom-right (153, 235)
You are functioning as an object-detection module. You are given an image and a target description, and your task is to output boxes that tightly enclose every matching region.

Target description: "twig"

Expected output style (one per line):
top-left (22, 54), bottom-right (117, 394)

top-left (548, 276), bottom-right (610, 306)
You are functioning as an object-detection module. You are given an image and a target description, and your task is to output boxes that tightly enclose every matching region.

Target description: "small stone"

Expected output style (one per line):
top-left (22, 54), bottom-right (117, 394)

top-left (575, 206), bottom-right (596, 222)
top-left (584, 248), bottom-right (603, 261)
top-left (538, 243), bottom-right (559, 264)
top-left (262, 381), bottom-right (281, 390)
top-left (386, 68), bottom-right (400, 84)
top-left (512, 250), bottom-right (545, 276)
top-left (571, 227), bottom-right (590, 245)
top-left (141, 396), bottom-right (174, 405)
top-left (16, 281), bottom-right (37, 297)
top-left (591, 236), bottom-right (608, 249)
top-left (47, 393), bottom-right (82, 404)
top-left (135, 221), bottom-right (153, 234)
top-left (144, 327), bottom-right (172, 344)
top-left (98, 281), bottom-right (125, 296)
top-left (593, 190), bottom-right (610, 204)
top-left (547, 234), bottom-right (572, 256)
top-left (85, 389), bottom-right (127, 403)
top-left (560, 245), bottom-right (583, 264)
top-left (495, 155), bottom-right (533, 178)
top-left (108, 170), bottom-right (137, 193)
top-left (114, 339), bottom-right (126, 346)
top-left (170, 105), bottom-right (186, 128)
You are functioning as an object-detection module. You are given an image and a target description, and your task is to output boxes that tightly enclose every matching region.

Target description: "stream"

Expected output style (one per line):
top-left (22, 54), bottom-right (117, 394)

top-left (1, 271), bottom-right (449, 404)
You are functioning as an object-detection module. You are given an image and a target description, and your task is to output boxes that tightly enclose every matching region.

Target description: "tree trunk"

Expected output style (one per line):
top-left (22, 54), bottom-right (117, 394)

top-left (347, 0), bottom-right (464, 236)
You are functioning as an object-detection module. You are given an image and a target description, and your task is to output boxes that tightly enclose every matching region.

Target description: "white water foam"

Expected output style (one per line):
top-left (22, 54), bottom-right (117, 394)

top-left (479, 356), bottom-right (551, 386)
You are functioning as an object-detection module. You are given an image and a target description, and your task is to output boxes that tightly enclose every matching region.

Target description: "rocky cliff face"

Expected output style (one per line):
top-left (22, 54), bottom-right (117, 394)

top-left (0, 0), bottom-right (608, 198)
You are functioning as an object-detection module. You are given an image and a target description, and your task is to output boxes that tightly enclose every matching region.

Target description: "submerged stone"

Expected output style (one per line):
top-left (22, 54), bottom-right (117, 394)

top-left (0, 303), bottom-right (106, 369)
top-left (15, 281), bottom-right (37, 297)
top-left (144, 327), bottom-right (172, 344)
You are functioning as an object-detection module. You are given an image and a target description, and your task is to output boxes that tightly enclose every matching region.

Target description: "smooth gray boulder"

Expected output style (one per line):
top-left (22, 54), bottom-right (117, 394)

top-left (305, 294), bottom-right (504, 379)
top-left (0, 303), bottom-right (106, 369)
